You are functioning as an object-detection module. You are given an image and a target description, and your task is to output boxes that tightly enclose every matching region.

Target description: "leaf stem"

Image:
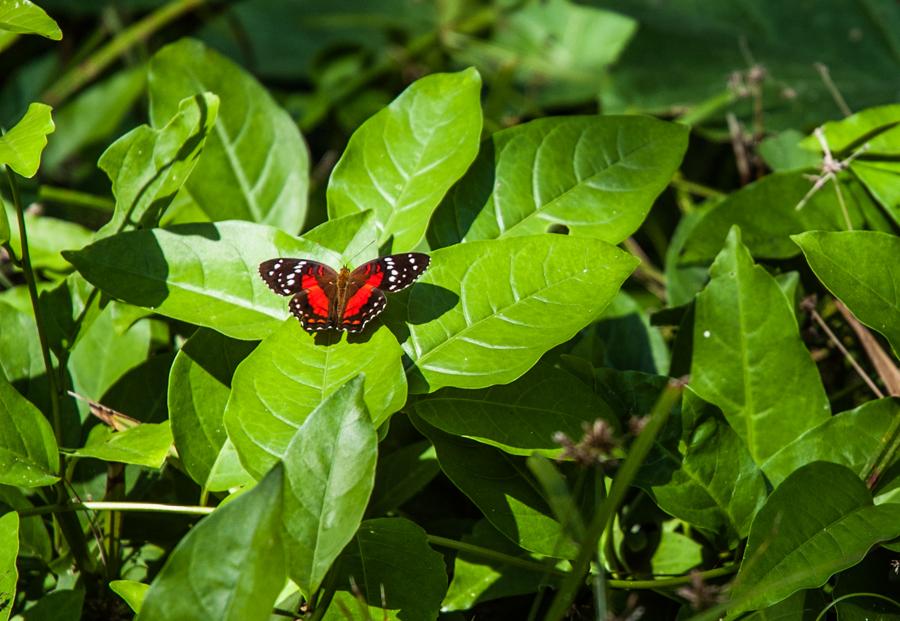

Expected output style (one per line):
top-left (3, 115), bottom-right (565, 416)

top-left (543, 378), bottom-right (686, 621)
top-left (42, 0), bottom-right (208, 106)
top-left (670, 173), bottom-right (725, 200)
top-left (607, 566), bottom-right (736, 590)
top-left (426, 534), bottom-right (568, 577)
top-left (38, 185), bottom-right (114, 212)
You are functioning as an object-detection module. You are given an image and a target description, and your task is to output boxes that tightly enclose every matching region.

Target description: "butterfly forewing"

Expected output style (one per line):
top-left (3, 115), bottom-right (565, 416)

top-left (350, 253), bottom-right (430, 292)
top-left (258, 259), bottom-right (338, 296)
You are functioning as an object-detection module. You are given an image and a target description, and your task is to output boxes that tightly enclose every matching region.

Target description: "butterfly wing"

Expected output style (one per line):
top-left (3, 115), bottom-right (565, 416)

top-left (259, 258), bottom-right (339, 330)
top-left (339, 253), bottom-right (430, 332)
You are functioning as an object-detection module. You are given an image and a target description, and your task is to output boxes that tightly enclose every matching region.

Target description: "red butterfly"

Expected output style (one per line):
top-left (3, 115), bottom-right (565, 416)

top-left (259, 253), bottom-right (430, 333)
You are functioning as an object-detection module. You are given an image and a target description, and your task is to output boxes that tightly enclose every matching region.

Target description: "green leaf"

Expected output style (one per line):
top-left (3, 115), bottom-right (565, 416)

top-left (413, 415), bottom-right (576, 558)
top-left (730, 462), bottom-right (900, 615)
top-left (0, 0), bottom-right (61, 40)
top-left (169, 328), bottom-right (255, 490)
top-left (225, 322), bottom-right (403, 478)
top-left (758, 130), bottom-right (820, 172)
top-left (634, 386), bottom-right (766, 541)
top-left (650, 528), bottom-right (702, 575)
top-left (799, 104), bottom-right (900, 153)
top-left (0, 487), bottom-right (50, 561)
top-left (137, 464), bottom-right (286, 621)
top-left (793, 230), bottom-right (900, 356)
top-left (0, 301), bottom-right (43, 384)
top-left (69, 422), bottom-right (172, 469)
top-left (392, 235), bottom-right (637, 393)
top-left (664, 207), bottom-right (709, 305)
top-left (414, 362), bottom-right (616, 456)
top-left (762, 398), bottom-right (900, 487)
top-left (19, 589), bottom-right (84, 621)
top-left (0, 196), bottom-right (7, 244)
top-left (97, 92), bottom-right (219, 236)
top-left (109, 580), bottom-right (149, 613)
top-left (691, 227), bottom-right (830, 468)
top-left (680, 172), bottom-right (867, 262)
top-left (149, 38), bottom-right (309, 232)
top-left (443, 519), bottom-right (553, 611)
top-left (0, 102), bottom-right (54, 177)
top-left (324, 518), bottom-right (447, 620)
top-left (368, 441), bottom-right (438, 517)
top-left (428, 115), bottom-right (688, 247)
top-left (327, 68), bottom-right (482, 251)
top-left (3, 201), bottom-right (93, 272)
top-left (0, 372), bottom-right (59, 486)
top-left (43, 65), bottom-right (146, 172)
top-left (851, 160), bottom-right (900, 225)
top-left (64, 221), bottom-right (339, 340)
top-left (0, 512), bottom-right (18, 621)
top-left (280, 376), bottom-right (377, 594)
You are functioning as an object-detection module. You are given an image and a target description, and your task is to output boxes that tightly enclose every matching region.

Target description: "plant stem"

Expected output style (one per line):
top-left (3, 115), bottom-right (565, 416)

top-left (543, 378), bottom-right (687, 621)
top-left (426, 535), bottom-right (568, 577)
top-left (18, 500), bottom-right (215, 518)
top-left (670, 174), bottom-right (725, 200)
top-left (38, 185), bottom-right (114, 212)
top-left (42, 0), bottom-right (207, 106)
top-left (607, 566), bottom-right (736, 590)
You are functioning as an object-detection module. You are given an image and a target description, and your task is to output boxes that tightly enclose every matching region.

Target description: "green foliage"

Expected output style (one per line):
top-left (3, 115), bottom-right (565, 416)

top-left (1, 3), bottom-right (899, 620)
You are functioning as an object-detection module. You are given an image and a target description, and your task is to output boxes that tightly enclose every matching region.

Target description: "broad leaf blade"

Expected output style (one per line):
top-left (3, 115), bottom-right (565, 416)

top-left (730, 462), bottom-right (900, 614)
top-left (328, 68), bottom-right (483, 250)
top-left (137, 465), bottom-right (286, 621)
top-left (149, 38), bottom-right (309, 232)
top-left (69, 422), bottom-right (173, 469)
top-left (428, 115), bottom-right (687, 247)
top-left (0, 373), bottom-right (58, 486)
top-left (0, 0), bottom-right (60, 40)
top-left (225, 321), bottom-right (404, 478)
top-left (0, 512), bottom-right (18, 621)
top-left (64, 221), bottom-right (340, 340)
top-left (368, 441), bottom-right (439, 517)
top-left (793, 230), bottom-right (900, 356)
top-left (691, 227), bottom-right (830, 468)
top-left (109, 580), bottom-right (149, 613)
top-left (390, 235), bottom-right (637, 393)
top-left (0, 102), bottom-right (54, 178)
top-left (280, 376), bottom-right (377, 595)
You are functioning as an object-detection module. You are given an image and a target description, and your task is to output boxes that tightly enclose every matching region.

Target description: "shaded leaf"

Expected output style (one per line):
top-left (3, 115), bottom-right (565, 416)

top-left (280, 376), bottom-right (377, 594)
top-left (0, 487), bottom-right (51, 560)
top-left (328, 68), bottom-right (483, 251)
top-left (3, 201), bottom-right (92, 272)
top-left (0, 0), bottom-right (60, 40)
top-left (137, 465), bottom-right (286, 621)
top-left (0, 512), bottom-right (17, 621)
top-left (149, 38), bottom-right (309, 232)
top-left (368, 440), bottom-right (439, 517)
top-left (0, 372), bottom-right (59, 486)
top-left (428, 115), bottom-right (687, 247)
top-left (0, 102), bottom-right (54, 177)
top-left (20, 589), bottom-right (84, 621)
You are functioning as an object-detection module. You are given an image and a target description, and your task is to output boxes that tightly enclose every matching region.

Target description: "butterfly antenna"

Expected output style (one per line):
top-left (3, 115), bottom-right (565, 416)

top-left (345, 238), bottom-right (377, 266)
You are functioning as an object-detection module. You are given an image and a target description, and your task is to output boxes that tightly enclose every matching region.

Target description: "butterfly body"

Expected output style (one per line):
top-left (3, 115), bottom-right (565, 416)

top-left (259, 253), bottom-right (429, 333)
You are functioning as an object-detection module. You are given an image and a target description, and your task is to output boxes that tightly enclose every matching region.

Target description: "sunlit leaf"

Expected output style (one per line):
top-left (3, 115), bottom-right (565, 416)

top-left (0, 0), bottom-right (60, 40)
top-left (0, 372), bottom-right (58, 487)
top-left (0, 102), bottom-right (54, 177)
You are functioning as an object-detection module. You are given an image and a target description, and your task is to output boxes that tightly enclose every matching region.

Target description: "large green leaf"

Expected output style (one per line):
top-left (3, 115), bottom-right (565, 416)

top-left (324, 518), bottom-right (447, 620)
top-left (327, 68), bottom-right (483, 251)
top-left (0, 0), bottom-right (60, 40)
top-left (680, 172), bottom-right (867, 263)
top-left (389, 235), bottom-right (637, 393)
top-left (225, 321), bottom-right (404, 478)
top-left (168, 328), bottom-right (255, 490)
top-left (763, 398), bottom-right (900, 487)
top-left (799, 104), bottom-right (900, 153)
top-left (97, 92), bottom-right (219, 236)
top-left (793, 230), bottom-right (900, 357)
top-left (691, 228), bottom-right (830, 469)
top-left (0, 102), bottom-right (54, 177)
top-left (0, 372), bottom-right (58, 486)
top-left (730, 462), bottom-right (900, 615)
top-left (64, 221), bottom-right (339, 340)
top-left (634, 386), bottom-right (766, 541)
top-left (137, 465), bottom-right (286, 621)
top-left (69, 422), bottom-right (173, 469)
top-left (280, 377), bottom-right (377, 595)
top-left (413, 415), bottom-right (576, 558)
top-left (149, 38), bottom-right (309, 232)
top-left (0, 512), bottom-right (17, 621)
top-left (414, 362), bottom-right (616, 456)
top-left (428, 116), bottom-right (688, 247)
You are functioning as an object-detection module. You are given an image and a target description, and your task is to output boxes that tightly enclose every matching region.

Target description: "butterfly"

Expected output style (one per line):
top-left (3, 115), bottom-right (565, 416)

top-left (259, 253), bottom-right (430, 333)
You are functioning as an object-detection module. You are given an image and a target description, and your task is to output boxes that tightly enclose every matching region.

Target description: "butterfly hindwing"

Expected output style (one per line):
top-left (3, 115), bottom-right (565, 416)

top-left (289, 291), bottom-right (332, 331)
top-left (350, 253), bottom-right (430, 293)
top-left (339, 286), bottom-right (387, 332)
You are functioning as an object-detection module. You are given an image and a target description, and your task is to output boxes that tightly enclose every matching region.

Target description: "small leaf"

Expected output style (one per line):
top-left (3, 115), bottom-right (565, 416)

top-left (280, 376), bottom-right (377, 595)
top-left (18, 589), bottom-right (84, 621)
top-left (691, 227), bottom-right (830, 469)
top-left (97, 92), bottom-right (219, 236)
top-left (0, 512), bottom-right (18, 621)
top-left (0, 372), bottom-right (59, 487)
top-left (328, 68), bottom-right (483, 250)
top-left (0, 102), bottom-right (54, 178)
top-left (390, 235), bottom-right (637, 393)
top-left (3, 201), bottom-right (93, 272)
top-left (793, 230), bottom-right (900, 356)
top-left (730, 462), bottom-right (900, 615)
top-left (225, 322), bottom-right (404, 478)
top-left (758, 130), bottom-right (821, 172)
top-left (850, 160), bottom-right (900, 225)
top-left (109, 580), bottom-right (149, 613)
top-left (368, 441), bottom-right (439, 517)
top-left (69, 422), bottom-right (173, 469)
top-left (800, 104), bottom-right (900, 153)
top-left (64, 221), bottom-right (339, 340)
top-left (428, 115), bottom-right (687, 247)
top-left (137, 464), bottom-right (286, 621)
top-left (168, 328), bottom-right (255, 490)
top-left (149, 38), bottom-right (309, 232)
top-left (650, 528), bottom-right (702, 575)
top-left (414, 362), bottom-right (616, 455)
top-left (325, 518), bottom-right (447, 620)
top-left (0, 0), bottom-right (61, 40)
